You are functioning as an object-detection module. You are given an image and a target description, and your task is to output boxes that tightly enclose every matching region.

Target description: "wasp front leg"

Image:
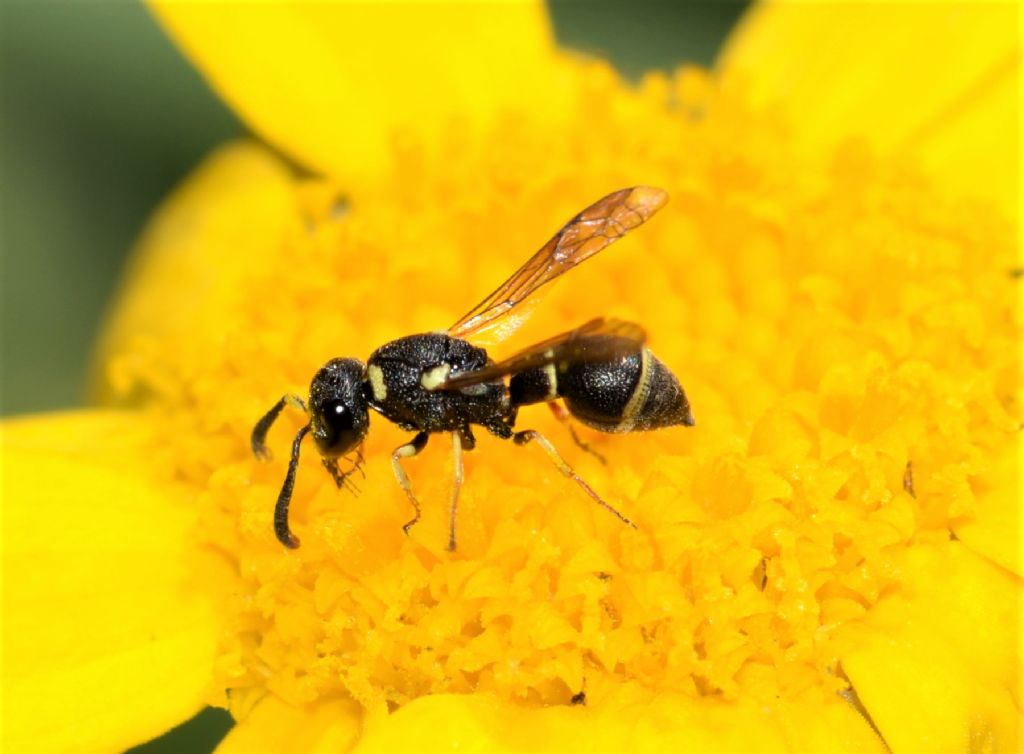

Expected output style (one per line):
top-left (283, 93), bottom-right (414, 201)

top-left (391, 432), bottom-right (430, 536)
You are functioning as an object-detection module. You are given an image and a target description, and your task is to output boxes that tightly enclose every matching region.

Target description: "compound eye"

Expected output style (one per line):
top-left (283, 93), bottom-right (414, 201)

top-left (316, 399), bottom-right (360, 455)
top-left (324, 400), bottom-right (353, 429)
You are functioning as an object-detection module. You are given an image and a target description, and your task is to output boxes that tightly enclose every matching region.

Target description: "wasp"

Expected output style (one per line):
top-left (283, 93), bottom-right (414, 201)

top-left (252, 186), bottom-right (694, 551)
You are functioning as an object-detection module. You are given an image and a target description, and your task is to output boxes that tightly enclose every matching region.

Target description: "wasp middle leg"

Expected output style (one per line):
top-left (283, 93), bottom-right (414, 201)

top-left (446, 427), bottom-right (477, 552)
top-left (447, 431), bottom-right (464, 552)
top-left (513, 429), bottom-right (636, 528)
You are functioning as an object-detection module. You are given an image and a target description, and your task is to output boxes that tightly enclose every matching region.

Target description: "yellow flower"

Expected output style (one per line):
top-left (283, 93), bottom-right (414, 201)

top-left (3, 2), bottom-right (1020, 752)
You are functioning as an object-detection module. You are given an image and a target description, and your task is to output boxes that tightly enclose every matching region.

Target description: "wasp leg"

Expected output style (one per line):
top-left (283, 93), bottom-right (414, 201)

top-left (392, 432), bottom-right (430, 536)
top-left (446, 427), bottom-right (476, 552)
top-left (459, 425), bottom-right (477, 451)
top-left (513, 429), bottom-right (636, 529)
top-left (275, 424), bottom-right (310, 549)
top-left (252, 393), bottom-right (307, 460)
top-left (446, 431), bottom-right (466, 552)
top-left (547, 402), bottom-right (607, 465)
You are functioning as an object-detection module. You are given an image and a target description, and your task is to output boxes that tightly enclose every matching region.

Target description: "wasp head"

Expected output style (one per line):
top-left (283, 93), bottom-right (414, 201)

top-left (308, 358), bottom-right (370, 457)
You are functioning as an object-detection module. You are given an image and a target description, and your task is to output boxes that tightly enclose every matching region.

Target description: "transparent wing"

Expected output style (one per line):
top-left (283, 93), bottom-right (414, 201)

top-left (448, 186), bottom-right (668, 344)
top-left (439, 318), bottom-right (646, 391)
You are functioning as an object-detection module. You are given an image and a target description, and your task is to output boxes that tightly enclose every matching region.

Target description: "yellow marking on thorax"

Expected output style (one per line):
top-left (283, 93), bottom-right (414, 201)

top-left (543, 363), bottom-right (559, 400)
top-left (421, 363), bottom-right (452, 391)
top-left (368, 364), bottom-right (387, 401)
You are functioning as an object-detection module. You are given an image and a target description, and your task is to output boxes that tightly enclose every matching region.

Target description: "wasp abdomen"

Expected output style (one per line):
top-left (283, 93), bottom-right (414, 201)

top-left (510, 341), bottom-right (694, 433)
top-left (617, 350), bottom-right (695, 431)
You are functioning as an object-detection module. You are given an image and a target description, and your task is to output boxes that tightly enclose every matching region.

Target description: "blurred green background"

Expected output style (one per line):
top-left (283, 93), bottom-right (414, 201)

top-left (1, 1), bottom-right (747, 750)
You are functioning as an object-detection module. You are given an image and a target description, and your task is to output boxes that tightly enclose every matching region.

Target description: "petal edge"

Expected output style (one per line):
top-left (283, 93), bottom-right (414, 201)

top-left (3, 411), bottom-right (229, 754)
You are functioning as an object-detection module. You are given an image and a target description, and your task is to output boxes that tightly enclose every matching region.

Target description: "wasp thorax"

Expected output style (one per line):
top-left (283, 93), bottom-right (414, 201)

top-left (308, 358), bottom-right (370, 457)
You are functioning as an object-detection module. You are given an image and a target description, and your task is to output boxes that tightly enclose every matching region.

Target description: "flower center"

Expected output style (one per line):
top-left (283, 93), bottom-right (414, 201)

top-left (109, 64), bottom-right (1017, 715)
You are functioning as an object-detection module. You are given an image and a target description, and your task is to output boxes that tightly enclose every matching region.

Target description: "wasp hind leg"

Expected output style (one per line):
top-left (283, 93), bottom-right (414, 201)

top-left (391, 432), bottom-right (430, 536)
top-left (513, 429), bottom-right (636, 529)
top-left (547, 401), bottom-right (607, 465)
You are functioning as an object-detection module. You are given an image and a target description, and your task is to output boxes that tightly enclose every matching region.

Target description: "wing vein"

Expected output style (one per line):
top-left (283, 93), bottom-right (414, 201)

top-left (447, 186), bottom-right (668, 345)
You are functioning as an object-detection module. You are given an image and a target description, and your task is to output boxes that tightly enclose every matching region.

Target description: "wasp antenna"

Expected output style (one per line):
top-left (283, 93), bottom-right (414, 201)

top-left (252, 393), bottom-right (307, 460)
top-left (275, 424), bottom-right (310, 549)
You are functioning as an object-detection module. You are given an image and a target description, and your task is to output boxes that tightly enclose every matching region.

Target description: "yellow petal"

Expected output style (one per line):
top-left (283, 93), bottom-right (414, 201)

top-left (954, 437), bottom-right (1023, 577)
top-left (148, 2), bottom-right (565, 185)
top-left (718, 1), bottom-right (1019, 217)
top-left (92, 140), bottom-right (298, 402)
top-left (2, 411), bottom-right (229, 754)
top-left (837, 541), bottom-right (1022, 754)
top-left (215, 695), bottom-right (360, 754)
top-left (351, 688), bottom-right (886, 754)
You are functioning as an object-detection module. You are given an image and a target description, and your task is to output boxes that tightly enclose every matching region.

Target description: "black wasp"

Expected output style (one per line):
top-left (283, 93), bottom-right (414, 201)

top-left (252, 186), bottom-right (694, 551)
